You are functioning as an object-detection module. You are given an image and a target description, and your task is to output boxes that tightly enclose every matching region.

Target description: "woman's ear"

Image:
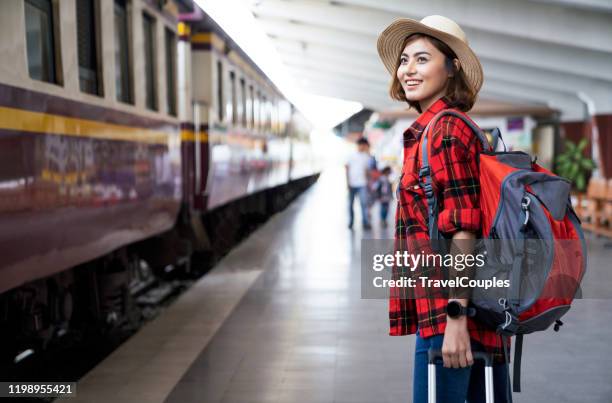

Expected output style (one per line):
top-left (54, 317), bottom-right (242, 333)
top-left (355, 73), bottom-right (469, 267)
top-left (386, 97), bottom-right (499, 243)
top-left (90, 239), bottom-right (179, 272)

top-left (450, 59), bottom-right (461, 77)
top-left (447, 58), bottom-right (460, 78)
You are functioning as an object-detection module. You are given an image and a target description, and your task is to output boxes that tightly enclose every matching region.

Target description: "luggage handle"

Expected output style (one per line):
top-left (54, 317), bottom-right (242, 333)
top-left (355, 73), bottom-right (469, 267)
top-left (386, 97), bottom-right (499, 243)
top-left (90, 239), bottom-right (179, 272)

top-left (427, 348), bottom-right (494, 403)
top-left (427, 349), bottom-right (493, 367)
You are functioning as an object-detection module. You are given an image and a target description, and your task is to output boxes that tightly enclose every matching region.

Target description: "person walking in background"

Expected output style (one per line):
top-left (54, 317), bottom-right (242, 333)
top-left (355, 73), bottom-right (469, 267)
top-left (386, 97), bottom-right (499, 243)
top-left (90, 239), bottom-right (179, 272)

top-left (346, 137), bottom-right (372, 230)
top-left (376, 166), bottom-right (393, 227)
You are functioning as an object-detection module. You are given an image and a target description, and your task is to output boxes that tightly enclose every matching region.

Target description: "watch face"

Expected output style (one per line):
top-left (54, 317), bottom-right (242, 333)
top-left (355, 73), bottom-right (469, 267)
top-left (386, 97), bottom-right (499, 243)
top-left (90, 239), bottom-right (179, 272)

top-left (447, 301), bottom-right (461, 317)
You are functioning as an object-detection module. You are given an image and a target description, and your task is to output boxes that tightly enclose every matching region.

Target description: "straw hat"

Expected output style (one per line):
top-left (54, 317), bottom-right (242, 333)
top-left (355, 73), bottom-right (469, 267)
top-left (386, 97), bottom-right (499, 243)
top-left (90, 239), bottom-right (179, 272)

top-left (377, 15), bottom-right (483, 93)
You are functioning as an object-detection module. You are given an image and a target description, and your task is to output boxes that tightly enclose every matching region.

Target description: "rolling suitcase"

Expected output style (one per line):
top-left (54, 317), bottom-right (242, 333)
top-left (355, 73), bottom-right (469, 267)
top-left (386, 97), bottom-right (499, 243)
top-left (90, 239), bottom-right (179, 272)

top-left (427, 349), bottom-right (494, 403)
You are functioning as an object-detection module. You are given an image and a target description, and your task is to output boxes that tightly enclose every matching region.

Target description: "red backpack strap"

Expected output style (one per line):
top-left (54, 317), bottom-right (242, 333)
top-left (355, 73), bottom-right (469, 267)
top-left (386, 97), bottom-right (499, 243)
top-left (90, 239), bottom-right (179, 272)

top-left (417, 109), bottom-right (492, 241)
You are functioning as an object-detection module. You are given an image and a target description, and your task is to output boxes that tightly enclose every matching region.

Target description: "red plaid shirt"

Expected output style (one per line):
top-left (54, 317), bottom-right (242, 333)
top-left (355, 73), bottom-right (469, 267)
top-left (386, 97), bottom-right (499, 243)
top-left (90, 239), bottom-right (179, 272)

top-left (389, 97), bottom-right (509, 363)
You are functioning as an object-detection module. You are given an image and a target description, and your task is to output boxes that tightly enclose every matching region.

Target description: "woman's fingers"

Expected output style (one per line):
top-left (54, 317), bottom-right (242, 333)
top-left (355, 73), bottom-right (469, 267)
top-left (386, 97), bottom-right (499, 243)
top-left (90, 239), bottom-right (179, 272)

top-left (442, 347), bottom-right (472, 368)
top-left (458, 349), bottom-right (468, 368)
top-left (466, 349), bottom-right (474, 366)
top-left (442, 349), bottom-right (451, 368)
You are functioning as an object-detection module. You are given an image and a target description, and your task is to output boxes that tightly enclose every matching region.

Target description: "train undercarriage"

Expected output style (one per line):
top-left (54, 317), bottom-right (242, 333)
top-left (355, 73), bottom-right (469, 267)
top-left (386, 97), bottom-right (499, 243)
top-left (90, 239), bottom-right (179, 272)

top-left (0, 174), bottom-right (318, 379)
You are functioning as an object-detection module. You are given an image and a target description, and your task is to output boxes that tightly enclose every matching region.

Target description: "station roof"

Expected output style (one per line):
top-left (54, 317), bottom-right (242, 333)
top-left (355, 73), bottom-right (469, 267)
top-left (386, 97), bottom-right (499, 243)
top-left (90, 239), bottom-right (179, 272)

top-left (243, 0), bottom-right (612, 121)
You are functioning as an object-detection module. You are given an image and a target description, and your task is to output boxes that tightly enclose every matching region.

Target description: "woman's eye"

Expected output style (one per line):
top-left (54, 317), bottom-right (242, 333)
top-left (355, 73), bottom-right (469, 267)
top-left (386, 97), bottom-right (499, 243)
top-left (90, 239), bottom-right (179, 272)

top-left (400, 57), bottom-right (408, 64)
top-left (417, 57), bottom-right (427, 63)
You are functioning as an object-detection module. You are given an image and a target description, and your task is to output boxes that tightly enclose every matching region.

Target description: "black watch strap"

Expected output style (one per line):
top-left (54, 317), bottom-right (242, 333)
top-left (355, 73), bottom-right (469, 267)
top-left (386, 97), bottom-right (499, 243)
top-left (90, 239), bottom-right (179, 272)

top-left (447, 301), bottom-right (476, 318)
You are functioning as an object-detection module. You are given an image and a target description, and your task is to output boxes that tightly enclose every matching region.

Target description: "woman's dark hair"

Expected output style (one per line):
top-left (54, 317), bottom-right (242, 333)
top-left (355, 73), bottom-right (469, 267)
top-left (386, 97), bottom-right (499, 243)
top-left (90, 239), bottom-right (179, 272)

top-left (388, 33), bottom-right (477, 113)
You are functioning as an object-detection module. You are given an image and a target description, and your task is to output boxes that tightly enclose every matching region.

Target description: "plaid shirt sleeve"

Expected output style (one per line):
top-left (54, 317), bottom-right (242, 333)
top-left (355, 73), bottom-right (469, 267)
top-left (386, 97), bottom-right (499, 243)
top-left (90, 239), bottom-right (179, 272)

top-left (429, 115), bottom-right (483, 236)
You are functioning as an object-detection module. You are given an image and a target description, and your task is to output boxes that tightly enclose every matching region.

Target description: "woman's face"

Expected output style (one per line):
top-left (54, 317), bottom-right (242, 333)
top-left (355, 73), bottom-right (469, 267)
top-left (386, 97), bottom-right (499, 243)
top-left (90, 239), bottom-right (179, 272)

top-left (396, 37), bottom-right (454, 112)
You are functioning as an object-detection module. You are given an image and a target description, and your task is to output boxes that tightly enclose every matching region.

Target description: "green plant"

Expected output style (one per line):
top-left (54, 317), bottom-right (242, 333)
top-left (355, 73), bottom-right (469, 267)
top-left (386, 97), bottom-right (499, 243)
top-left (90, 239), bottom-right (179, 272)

top-left (555, 138), bottom-right (596, 192)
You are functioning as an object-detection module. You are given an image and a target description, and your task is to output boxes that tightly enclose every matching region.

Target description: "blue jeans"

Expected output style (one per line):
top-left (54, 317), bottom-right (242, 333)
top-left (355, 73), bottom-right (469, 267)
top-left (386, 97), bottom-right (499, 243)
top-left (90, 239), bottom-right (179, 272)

top-left (348, 186), bottom-right (369, 227)
top-left (413, 332), bottom-right (512, 403)
top-left (380, 201), bottom-right (390, 221)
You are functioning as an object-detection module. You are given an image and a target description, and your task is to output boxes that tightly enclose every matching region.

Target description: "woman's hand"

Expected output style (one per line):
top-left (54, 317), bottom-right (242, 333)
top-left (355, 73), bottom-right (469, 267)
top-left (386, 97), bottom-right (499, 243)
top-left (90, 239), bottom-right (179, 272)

top-left (442, 313), bottom-right (473, 368)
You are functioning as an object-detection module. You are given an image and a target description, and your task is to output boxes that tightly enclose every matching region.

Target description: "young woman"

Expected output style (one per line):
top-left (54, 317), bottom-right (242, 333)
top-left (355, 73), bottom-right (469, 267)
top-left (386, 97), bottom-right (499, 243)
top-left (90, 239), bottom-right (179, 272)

top-left (377, 16), bottom-right (512, 402)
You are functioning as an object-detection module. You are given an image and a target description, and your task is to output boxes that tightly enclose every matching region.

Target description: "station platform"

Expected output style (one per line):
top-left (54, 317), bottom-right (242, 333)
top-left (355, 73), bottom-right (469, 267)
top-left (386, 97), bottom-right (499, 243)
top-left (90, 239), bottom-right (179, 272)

top-left (60, 166), bottom-right (612, 403)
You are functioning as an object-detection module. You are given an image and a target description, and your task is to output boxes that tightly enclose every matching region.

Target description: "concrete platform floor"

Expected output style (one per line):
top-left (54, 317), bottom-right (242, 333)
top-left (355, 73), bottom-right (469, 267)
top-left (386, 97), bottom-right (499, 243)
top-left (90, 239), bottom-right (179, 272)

top-left (167, 166), bottom-right (612, 403)
top-left (66, 165), bottom-right (612, 403)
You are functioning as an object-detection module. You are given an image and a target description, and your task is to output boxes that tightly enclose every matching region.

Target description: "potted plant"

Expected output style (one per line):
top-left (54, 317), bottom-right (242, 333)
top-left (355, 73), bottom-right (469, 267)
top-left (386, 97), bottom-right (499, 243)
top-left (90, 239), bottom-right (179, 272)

top-left (554, 138), bottom-right (596, 211)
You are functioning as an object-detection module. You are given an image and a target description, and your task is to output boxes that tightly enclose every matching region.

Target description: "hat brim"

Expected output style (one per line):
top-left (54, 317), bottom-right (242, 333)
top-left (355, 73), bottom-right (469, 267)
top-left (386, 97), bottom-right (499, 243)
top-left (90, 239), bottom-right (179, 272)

top-left (377, 18), bottom-right (483, 94)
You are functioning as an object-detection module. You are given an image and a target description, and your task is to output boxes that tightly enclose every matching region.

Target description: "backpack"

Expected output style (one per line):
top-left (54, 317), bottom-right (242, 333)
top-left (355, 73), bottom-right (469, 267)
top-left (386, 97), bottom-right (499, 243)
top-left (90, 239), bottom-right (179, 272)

top-left (417, 109), bottom-right (587, 394)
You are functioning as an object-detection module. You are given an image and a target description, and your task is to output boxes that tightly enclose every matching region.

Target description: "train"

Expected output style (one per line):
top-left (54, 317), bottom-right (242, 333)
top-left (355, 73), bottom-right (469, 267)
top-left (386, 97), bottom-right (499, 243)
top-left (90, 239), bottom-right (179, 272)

top-left (0, 0), bottom-right (318, 367)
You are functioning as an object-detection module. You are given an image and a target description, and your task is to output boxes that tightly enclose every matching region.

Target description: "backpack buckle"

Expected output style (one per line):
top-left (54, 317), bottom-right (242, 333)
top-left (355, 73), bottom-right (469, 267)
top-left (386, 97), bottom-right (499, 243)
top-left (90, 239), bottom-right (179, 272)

top-left (422, 182), bottom-right (434, 199)
top-left (418, 166), bottom-right (430, 178)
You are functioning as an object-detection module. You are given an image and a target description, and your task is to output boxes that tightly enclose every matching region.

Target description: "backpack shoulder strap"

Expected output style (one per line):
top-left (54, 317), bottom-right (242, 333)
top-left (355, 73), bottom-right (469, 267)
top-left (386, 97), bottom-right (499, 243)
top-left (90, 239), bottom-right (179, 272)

top-left (418, 109), bottom-right (492, 240)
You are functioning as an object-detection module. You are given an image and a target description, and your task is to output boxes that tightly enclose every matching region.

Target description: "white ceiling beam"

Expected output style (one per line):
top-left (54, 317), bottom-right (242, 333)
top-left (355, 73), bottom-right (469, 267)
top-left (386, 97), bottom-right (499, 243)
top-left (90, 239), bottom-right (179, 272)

top-left (481, 60), bottom-right (612, 112)
top-left (253, 3), bottom-right (612, 82)
top-left (478, 91), bottom-right (551, 109)
top-left (274, 36), bottom-right (612, 105)
top-left (286, 65), bottom-right (387, 93)
top-left (528, 0), bottom-right (612, 13)
top-left (273, 38), bottom-right (383, 70)
top-left (483, 82), bottom-right (584, 121)
top-left (288, 61), bottom-right (572, 106)
top-left (282, 59), bottom-right (389, 86)
top-left (327, 0), bottom-right (612, 53)
top-left (301, 83), bottom-right (395, 110)
top-left (261, 17), bottom-right (377, 58)
top-left (285, 67), bottom-right (394, 106)
top-left (287, 63), bottom-right (580, 119)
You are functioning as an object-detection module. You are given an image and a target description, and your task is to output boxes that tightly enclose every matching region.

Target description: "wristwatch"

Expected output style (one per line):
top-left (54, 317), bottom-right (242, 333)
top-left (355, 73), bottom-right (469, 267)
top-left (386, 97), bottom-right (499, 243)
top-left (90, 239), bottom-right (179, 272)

top-left (446, 301), bottom-right (476, 318)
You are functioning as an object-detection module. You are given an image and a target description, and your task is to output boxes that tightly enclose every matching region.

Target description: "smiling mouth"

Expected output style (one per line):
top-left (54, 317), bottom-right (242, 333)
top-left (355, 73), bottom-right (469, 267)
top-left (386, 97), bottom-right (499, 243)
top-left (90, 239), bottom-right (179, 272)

top-left (405, 80), bottom-right (422, 87)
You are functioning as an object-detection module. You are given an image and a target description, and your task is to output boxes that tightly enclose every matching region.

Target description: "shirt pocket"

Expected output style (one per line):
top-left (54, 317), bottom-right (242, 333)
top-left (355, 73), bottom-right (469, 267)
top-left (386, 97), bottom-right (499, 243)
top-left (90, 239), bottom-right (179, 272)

top-left (397, 171), bottom-right (428, 226)
top-left (398, 172), bottom-right (424, 197)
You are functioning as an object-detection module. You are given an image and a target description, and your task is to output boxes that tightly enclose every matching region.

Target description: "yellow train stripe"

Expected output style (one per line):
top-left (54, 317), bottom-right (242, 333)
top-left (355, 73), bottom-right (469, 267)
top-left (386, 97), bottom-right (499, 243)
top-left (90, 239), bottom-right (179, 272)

top-left (0, 105), bottom-right (210, 144)
top-left (191, 33), bottom-right (212, 44)
top-left (0, 106), bottom-right (174, 144)
top-left (180, 130), bottom-right (209, 142)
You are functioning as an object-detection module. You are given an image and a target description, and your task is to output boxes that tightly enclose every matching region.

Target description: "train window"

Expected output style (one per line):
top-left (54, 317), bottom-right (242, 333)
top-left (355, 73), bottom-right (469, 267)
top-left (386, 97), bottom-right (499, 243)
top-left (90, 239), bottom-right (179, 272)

top-left (142, 12), bottom-right (157, 111)
top-left (229, 70), bottom-right (237, 125)
top-left (76, 0), bottom-right (102, 96)
top-left (216, 60), bottom-right (224, 122)
top-left (249, 84), bottom-right (254, 129)
top-left (25, 0), bottom-right (60, 84)
top-left (164, 27), bottom-right (176, 116)
top-left (240, 77), bottom-right (247, 127)
top-left (114, 0), bottom-right (132, 104)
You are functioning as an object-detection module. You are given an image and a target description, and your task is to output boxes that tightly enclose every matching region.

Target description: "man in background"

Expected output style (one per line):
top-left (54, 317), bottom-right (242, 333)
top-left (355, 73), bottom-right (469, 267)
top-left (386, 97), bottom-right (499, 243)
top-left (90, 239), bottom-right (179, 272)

top-left (346, 137), bottom-right (372, 230)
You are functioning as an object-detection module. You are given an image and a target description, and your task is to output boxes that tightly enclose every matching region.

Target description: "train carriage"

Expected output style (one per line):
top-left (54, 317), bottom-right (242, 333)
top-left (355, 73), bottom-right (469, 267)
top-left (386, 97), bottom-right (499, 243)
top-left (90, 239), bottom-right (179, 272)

top-left (0, 0), bottom-right (318, 368)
